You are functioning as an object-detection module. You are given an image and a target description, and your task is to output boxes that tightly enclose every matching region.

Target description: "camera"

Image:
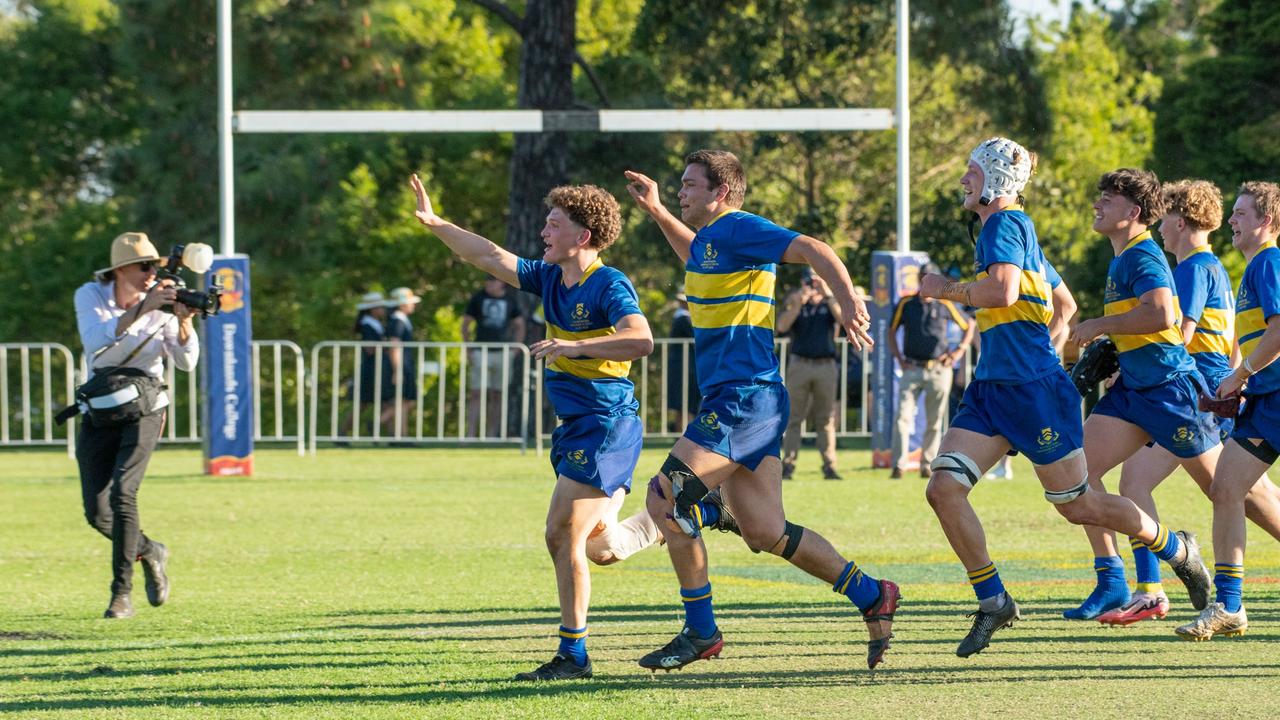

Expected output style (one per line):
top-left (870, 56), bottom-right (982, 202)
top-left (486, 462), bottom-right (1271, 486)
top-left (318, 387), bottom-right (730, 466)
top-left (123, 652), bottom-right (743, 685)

top-left (157, 243), bottom-right (222, 318)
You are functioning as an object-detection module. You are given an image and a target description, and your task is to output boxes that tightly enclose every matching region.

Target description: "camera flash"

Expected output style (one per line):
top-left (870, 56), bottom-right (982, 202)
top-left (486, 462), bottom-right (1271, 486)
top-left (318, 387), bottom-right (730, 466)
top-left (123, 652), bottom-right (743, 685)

top-left (183, 243), bottom-right (215, 274)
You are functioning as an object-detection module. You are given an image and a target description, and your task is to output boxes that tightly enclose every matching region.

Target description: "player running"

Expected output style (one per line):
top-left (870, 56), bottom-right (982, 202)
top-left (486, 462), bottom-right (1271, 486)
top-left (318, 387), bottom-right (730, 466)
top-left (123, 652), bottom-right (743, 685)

top-left (1176, 181), bottom-right (1280, 640)
top-left (624, 149), bottom-right (898, 672)
top-left (919, 142), bottom-right (1211, 658)
top-left (1092, 180), bottom-right (1280, 627)
top-left (410, 174), bottom-right (730, 680)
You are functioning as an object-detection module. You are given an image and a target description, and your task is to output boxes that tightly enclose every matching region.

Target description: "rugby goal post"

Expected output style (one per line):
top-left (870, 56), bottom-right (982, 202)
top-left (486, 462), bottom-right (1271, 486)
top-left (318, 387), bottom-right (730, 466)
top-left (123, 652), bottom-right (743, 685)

top-left (217, 0), bottom-right (912, 255)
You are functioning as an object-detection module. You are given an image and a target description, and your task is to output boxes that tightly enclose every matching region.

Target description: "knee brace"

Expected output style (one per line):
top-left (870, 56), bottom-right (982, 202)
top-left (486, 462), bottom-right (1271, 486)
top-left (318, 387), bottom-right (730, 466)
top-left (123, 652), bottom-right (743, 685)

top-left (661, 455), bottom-right (709, 516)
top-left (1045, 475), bottom-right (1090, 504)
top-left (931, 451), bottom-right (981, 489)
top-left (761, 521), bottom-right (805, 558)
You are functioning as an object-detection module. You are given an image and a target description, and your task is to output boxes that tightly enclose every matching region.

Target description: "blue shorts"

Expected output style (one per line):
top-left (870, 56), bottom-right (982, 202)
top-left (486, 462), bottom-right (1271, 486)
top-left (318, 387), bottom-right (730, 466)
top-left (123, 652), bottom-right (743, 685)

top-left (1092, 372), bottom-right (1219, 459)
top-left (683, 382), bottom-right (789, 471)
top-left (950, 370), bottom-right (1083, 465)
top-left (1233, 390), bottom-right (1280, 449)
top-left (550, 412), bottom-right (644, 495)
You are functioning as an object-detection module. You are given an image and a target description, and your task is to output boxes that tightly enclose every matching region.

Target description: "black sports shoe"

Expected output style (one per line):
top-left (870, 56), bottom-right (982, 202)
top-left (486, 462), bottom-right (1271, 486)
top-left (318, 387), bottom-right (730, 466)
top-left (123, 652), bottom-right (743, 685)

top-left (863, 579), bottom-right (901, 669)
top-left (514, 654), bottom-right (593, 681)
top-left (638, 626), bottom-right (724, 671)
top-left (103, 593), bottom-right (134, 619)
top-left (702, 489), bottom-right (741, 536)
top-left (823, 466), bottom-right (844, 481)
top-left (956, 593), bottom-right (1020, 658)
top-left (140, 542), bottom-right (170, 607)
top-left (1168, 530), bottom-right (1212, 611)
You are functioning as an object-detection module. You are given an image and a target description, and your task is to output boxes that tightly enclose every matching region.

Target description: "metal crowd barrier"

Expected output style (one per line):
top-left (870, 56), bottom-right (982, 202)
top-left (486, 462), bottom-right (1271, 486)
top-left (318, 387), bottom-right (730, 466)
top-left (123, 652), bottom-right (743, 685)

top-left (308, 341), bottom-right (532, 453)
top-left (0, 343), bottom-right (78, 456)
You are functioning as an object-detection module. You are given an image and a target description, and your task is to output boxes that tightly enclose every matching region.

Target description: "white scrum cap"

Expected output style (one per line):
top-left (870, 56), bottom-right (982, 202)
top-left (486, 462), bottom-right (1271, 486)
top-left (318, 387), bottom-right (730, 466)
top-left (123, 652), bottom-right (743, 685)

top-left (969, 137), bottom-right (1033, 205)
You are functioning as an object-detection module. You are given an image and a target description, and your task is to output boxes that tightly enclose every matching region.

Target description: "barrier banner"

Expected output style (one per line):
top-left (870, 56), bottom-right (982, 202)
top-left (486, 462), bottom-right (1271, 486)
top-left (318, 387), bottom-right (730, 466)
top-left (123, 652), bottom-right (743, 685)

top-left (202, 255), bottom-right (254, 476)
top-left (869, 251), bottom-right (929, 468)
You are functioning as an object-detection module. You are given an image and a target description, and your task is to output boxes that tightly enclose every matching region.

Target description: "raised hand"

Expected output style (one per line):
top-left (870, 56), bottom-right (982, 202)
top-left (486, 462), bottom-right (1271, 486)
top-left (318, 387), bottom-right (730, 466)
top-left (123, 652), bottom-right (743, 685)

top-left (409, 173), bottom-right (439, 226)
top-left (624, 170), bottom-right (664, 216)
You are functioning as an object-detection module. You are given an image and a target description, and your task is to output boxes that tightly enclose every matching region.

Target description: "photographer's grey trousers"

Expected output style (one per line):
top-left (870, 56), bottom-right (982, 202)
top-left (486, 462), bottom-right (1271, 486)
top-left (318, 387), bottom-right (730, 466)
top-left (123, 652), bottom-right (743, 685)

top-left (77, 411), bottom-right (163, 596)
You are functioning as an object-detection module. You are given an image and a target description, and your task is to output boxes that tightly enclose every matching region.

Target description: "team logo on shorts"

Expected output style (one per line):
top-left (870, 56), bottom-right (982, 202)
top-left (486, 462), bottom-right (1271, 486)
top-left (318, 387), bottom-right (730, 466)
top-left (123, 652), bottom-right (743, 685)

top-left (1038, 427), bottom-right (1062, 453)
top-left (694, 410), bottom-right (721, 436)
top-left (566, 449), bottom-right (588, 467)
top-left (1173, 426), bottom-right (1195, 446)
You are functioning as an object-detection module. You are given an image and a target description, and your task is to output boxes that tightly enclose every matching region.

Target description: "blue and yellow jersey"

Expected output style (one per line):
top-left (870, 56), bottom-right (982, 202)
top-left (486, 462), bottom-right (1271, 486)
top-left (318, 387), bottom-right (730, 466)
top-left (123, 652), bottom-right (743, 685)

top-left (516, 258), bottom-right (642, 418)
top-left (1105, 232), bottom-right (1197, 389)
top-left (971, 208), bottom-right (1063, 383)
top-left (685, 210), bottom-right (798, 392)
top-left (1236, 242), bottom-right (1280, 396)
top-left (1173, 246), bottom-right (1234, 388)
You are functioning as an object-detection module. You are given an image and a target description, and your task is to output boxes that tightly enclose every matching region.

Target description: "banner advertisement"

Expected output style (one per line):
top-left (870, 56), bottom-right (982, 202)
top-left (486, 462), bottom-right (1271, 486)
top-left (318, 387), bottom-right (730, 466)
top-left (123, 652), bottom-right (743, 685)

top-left (202, 255), bottom-right (254, 476)
top-left (869, 251), bottom-right (929, 468)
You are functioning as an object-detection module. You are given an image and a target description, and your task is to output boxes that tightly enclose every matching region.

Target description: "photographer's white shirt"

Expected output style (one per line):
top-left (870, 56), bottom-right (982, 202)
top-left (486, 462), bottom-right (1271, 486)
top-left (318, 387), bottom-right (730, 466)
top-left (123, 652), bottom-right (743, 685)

top-left (74, 280), bottom-right (200, 409)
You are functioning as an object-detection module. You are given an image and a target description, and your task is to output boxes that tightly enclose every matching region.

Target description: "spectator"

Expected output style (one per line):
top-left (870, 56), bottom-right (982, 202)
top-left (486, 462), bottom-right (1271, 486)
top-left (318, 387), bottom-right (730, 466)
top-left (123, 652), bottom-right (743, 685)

top-left (666, 286), bottom-right (699, 432)
top-left (343, 291), bottom-right (390, 437)
top-left (776, 268), bottom-right (842, 480)
top-left (887, 262), bottom-right (976, 479)
top-left (382, 287), bottom-right (421, 437)
top-left (462, 276), bottom-right (525, 437)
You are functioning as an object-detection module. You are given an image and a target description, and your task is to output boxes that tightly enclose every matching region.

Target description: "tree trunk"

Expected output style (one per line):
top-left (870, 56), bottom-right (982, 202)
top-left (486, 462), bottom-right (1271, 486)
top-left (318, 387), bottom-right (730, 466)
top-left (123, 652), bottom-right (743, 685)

top-left (505, 0), bottom-right (576, 260)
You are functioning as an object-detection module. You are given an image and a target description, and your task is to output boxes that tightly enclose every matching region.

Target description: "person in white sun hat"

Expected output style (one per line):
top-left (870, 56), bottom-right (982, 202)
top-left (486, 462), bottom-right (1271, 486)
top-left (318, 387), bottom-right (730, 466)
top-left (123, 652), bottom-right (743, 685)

top-left (382, 287), bottom-right (422, 436)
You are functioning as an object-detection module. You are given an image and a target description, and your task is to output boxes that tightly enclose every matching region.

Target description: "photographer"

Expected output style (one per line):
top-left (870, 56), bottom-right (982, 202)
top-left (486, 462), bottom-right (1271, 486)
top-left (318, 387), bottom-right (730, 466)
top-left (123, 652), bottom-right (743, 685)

top-left (776, 268), bottom-right (843, 480)
top-left (73, 232), bottom-right (199, 618)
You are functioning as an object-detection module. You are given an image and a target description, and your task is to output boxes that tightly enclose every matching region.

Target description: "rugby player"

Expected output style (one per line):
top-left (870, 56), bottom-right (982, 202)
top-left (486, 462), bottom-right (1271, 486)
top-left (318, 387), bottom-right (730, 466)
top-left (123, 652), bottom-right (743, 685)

top-left (410, 174), bottom-right (727, 680)
top-left (624, 150), bottom-right (899, 672)
top-left (1177, 181), bottom-right (1280, 640)
top-left (919, 142), bottom-right (1211, 658)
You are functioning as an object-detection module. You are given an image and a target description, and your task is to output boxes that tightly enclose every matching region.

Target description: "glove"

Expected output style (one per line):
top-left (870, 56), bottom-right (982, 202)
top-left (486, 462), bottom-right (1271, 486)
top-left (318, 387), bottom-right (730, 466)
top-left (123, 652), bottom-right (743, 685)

top-left (1198, 390), bottom-right (1242, 419)
top-left (1069, 337), bottom-right (1120, 397)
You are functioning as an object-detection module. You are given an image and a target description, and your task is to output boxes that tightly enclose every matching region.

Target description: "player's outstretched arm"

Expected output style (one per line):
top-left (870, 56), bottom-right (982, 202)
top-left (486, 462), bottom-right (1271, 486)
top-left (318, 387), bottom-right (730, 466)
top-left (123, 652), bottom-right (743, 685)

top-left (409, 173), bottom-right (520, 287)
top-left (1070, 287), bottom-right (1177, 347)
top-left (782, 235), bottom-right (873, 349)
top-left (920, 262), bottom-right (1020, 310)
top-left (530, 314), bottom-right (654, 364)
top-left (624, 170), bottom-right (695, 263)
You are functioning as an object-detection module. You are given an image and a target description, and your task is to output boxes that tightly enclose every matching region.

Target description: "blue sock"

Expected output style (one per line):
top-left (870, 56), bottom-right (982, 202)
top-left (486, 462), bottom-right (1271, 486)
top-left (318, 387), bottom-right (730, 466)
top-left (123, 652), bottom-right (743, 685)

top-left (1214, 564), bottom-right (1244, 613)
top-left (833, 561), bottom-right (882, 612)
top-left (697, 501), bottom-right (720, 529)
top-left (967, 562), bottom-right (1005, 603)
top-left (1146, 524), bottom-right (1182, 562)
top-left (1130, 536), bottom-right (1162, 587)
top-left (1063, 556), bottom-right (1130, 620)
top-left (681, 583), bottom-right (717, 638)
top-left (557, 625), bottom-right (588, 666)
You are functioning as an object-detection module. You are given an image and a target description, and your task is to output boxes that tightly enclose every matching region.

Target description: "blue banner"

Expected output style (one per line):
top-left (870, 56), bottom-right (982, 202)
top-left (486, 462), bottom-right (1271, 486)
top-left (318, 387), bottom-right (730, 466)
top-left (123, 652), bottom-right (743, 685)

top-left (202, 255), bottom-right (254, 476)
top-left (869, 251), bottom-right (929, 467)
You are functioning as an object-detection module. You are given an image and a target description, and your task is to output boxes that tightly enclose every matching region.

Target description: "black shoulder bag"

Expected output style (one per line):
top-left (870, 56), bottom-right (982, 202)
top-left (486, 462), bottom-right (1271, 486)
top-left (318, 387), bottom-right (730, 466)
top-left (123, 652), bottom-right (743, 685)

top-left (56, 326), bottom-right (167, 428)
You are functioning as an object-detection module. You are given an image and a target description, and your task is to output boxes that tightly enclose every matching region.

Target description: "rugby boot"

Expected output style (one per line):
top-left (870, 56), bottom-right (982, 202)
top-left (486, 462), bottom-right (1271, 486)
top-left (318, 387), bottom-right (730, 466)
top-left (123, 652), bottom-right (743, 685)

top-left (702, 489), bottom-right (741, 536)
top-left (862, 579), bottom-right (901, 670)
top-left (1063, 581), bottom-right (1130, 620)
top-left (1097, 592), bottom-right (1170, 627)
top-left (1167, 531), bottom-right (1212, 611)
top-left (638, 625), bottom-right (724, 671)
top-left (514, 654), bottom-right (593, 681)
top-left (140, 541), bottom-right (170, 607)
top-left (956, 592), bottom-right (1020, 658)
top-left (1175, 602), bottom-right (1247, 641)
top-left (103, 593), bottom-right (134, 619)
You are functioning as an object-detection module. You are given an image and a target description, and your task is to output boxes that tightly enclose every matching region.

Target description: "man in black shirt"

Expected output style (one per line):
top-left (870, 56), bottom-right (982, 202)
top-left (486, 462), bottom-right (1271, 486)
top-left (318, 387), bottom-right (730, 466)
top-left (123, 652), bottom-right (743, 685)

top-left (463, 276), bottom-right (525, 437)
top-left (777, 269), bottom-right (843, 480)
top-left (887, 263), bottom-right (975, 479)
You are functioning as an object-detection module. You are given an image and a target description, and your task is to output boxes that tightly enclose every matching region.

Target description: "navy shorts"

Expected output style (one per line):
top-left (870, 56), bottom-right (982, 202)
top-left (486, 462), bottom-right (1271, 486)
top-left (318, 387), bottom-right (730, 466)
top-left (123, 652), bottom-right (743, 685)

top-left (950, 370), bottom-right (1083, 465)
top-left (1233, 389), bottom-right (1280, 450)
top-left (1092, 372), bottom-right (1219, 458)
top-left (550, 412), bottom-right (644, 495)
top-left (683, 382), bottom-right (789, 471)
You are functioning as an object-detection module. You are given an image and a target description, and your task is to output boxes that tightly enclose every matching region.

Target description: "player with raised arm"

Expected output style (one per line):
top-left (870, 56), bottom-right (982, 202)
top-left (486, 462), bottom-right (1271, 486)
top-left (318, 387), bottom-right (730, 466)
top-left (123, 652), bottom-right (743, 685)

top-left (411, 174), bottom-right (724, 680)
top-left (918, 141), bottom-right (1210, 658)
top-left (624, 149), bottom-right (899, 672)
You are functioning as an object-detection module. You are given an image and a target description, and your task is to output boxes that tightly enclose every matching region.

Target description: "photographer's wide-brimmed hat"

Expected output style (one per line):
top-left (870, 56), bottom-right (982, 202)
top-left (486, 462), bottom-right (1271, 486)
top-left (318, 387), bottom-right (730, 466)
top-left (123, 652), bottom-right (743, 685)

top-left (386, 287), bottom-right (422, 306)
top-left (356, 291), bottom-right (387, 310)
top-left (95, 232), bottom-right (160, 276)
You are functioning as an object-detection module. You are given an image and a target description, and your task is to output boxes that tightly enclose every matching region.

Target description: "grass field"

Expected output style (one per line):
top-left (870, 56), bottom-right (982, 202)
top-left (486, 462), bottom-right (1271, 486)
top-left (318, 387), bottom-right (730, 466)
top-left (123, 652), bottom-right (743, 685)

top-left (2, 445), bottom-right (1279, 719)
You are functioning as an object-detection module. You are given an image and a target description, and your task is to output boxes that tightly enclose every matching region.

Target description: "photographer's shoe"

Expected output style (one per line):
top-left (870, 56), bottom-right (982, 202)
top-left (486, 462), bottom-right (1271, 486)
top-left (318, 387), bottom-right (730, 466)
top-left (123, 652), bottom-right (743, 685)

top-left (140, 542), bottom-right (169, 607)
top-left (104, 594), bottom-right (134, 619)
